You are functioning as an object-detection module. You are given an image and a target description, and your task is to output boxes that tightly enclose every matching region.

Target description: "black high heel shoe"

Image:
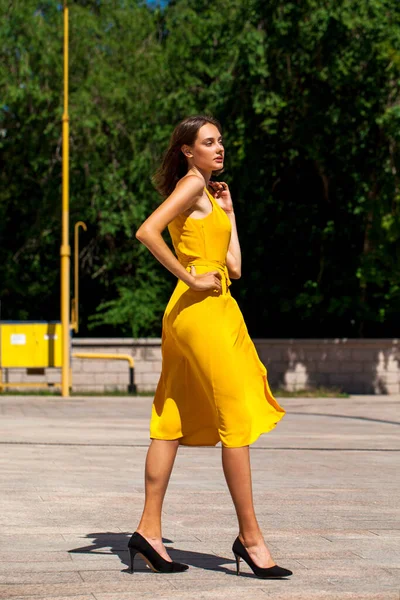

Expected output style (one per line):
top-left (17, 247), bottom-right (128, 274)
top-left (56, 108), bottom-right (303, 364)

top-left (232, 537), bottom-right (293, 578)
top-left (127, 532), bottom-right (189, 573)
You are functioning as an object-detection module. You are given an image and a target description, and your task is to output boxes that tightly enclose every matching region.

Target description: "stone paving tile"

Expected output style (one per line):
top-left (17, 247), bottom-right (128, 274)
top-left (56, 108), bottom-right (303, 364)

top-left (0, 580), bottom-right (178, 599)
top-left (261, 593), bottom-right (399, 600)
top-left (78, 567), bottom-right (297, 584)
top-left (93, 590), bottom-right (270, 600)
top-left (321, 530), bottom-right (383, 540)
top-left (249, 528), bottom-right (382, 539)
top-left (0, 572), bottom-right (82, 584)
top-left (345, 521), bottom-right (400, 529)
top-left (274, 538), bottom-right (400, 553)
top-left (8, 597), bottom-right (95, 600)
top-left (385, 568), bottom-right (400, 575)
top-left (0, 527), bottom-right (124, 535)
top-left (0, 552), bottom-right (72, 563)
top-left (0, 534), bottom-right (67, 551)
top-left (268, 549), bottom-right (360, 559)
top-left (0, 560), bottom-right (121, 574)
top-left (294, 556), bottom-right (400, 569)
top-left (70, 553), bottom-right (129, 563)
top-left (163, 577), bottom-right (294, 590)
top-left (369, 530), bottom-right (400, 537)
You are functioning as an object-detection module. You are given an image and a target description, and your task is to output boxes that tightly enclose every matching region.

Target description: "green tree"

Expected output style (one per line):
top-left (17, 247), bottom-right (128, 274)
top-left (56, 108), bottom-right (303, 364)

top-left (1, 0), bottom-right (399, 338)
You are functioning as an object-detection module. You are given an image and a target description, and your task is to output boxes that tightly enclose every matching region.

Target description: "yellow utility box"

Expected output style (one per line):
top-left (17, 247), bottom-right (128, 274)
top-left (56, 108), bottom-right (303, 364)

top-left (0, 322), bottom-right (63, 368)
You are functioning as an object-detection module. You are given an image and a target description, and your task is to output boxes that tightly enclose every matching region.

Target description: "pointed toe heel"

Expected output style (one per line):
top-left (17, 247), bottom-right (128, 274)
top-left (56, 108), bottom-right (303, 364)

top-left (232, 537), bottom-right (293, 579)
top-left (127, 532), bottom-right (189, 574)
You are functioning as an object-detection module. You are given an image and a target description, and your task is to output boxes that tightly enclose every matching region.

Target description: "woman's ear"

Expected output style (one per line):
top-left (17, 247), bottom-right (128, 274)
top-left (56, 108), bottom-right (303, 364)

top-left (181, 144), bottom-right (193, 158)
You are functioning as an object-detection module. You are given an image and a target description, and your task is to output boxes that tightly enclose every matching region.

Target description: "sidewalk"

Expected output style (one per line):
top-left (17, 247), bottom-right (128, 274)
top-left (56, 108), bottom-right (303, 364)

top-left (0, 393), bottom-right (399, 600)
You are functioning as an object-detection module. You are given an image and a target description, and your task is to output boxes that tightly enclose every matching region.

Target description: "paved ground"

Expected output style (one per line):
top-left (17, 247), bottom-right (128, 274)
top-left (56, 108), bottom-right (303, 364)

top-left (0, 393), bottom-right (399, 600)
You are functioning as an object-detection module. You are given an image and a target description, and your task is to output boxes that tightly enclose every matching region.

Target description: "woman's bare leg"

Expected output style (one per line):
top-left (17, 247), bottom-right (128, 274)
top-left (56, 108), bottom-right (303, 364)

top-left (136, 439), bottom-right (179, 561)
top-left (221, 445), bottom-right (276, 568)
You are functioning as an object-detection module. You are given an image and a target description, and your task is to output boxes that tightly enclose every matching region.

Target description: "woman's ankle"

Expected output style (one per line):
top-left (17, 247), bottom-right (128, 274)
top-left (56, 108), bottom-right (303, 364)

top-left (135, 527), bottom-right (162, 542)
top-left (239, 530), bottom-right (264, 547)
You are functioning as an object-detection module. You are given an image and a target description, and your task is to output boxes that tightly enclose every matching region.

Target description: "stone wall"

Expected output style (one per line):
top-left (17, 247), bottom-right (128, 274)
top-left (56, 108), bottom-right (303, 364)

top-left (1, 338), bottom-right (399, 394)
top-left (255, 338), bottom-right (400, 395)
top-left (71, 338), bottom-right (162, 393)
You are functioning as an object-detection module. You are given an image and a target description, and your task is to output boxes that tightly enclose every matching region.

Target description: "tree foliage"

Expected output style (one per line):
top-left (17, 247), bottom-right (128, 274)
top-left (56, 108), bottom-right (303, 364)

top-left (1, 0), bottom-right (400, 337)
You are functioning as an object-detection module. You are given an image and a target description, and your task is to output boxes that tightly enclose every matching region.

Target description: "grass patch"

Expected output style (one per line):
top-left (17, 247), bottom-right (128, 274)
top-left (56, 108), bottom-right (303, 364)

top-left (273, 386), bottom-right (349, 398)
top-left (1, 387), bottom-right (348, 398)
top-left (0, 389), bottom-right (154, 397)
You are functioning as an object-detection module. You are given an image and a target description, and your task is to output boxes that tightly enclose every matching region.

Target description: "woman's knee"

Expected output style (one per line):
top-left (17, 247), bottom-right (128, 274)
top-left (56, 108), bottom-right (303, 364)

top-left (150, 438), bottom-right (180, 448)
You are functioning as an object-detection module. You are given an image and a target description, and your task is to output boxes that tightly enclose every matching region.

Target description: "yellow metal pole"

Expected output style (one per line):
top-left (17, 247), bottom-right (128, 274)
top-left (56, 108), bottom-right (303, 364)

top-left (71, 221), bottom-right (87, 333)
top-left (61, 1), bottom-right (70, 397)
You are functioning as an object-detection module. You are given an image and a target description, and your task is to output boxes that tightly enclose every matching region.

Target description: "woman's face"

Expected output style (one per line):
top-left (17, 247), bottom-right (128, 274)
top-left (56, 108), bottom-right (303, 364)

top-left (184, 123), bottom-right (224, 172)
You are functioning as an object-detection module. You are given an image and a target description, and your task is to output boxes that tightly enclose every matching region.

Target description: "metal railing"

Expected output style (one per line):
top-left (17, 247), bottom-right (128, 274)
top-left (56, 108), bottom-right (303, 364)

top-left (72, 352), bottom-right (137, 394)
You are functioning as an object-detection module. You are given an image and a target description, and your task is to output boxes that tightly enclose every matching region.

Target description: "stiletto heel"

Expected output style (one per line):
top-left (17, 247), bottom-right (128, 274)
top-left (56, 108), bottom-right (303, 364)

top-left (234, 552), bottom-right (241, 576)
top-left (128, 547), bottom-right (137, 573)
top-left (127, 532), bottom-right (189, 574)
top-left (232, 537), bottom-right (293, 579)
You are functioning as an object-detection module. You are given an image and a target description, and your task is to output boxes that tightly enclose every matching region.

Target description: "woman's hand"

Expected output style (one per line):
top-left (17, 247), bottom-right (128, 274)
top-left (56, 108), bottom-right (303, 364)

top-left (208, 181), bottom-right (234, 213)
top-left (188, 266), bottom-right (222, 292)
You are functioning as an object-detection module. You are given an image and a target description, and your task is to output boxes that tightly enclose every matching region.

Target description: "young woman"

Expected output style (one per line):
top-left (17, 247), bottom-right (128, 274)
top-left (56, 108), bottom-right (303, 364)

top-left (128, 115), bottom-right (292, 579)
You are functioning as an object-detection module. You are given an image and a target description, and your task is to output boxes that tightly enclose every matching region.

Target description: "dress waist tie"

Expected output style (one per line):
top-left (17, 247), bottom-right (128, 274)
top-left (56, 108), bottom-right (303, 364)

top-left (181, 258), bottom-right (232, 295)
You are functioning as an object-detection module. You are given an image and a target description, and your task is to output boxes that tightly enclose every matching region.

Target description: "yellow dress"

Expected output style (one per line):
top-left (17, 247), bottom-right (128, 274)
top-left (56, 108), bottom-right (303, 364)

top-left (150, 187), bottom-right (286, 447)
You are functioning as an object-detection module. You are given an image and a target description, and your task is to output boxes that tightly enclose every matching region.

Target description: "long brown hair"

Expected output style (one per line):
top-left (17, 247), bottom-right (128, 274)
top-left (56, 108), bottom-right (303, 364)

top-left (153, 115), bottom-right (223, 198)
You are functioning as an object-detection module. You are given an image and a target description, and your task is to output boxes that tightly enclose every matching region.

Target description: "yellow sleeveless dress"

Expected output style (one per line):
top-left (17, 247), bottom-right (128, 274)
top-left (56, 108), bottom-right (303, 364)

top-left (150, 187), bottom-right (286, 447)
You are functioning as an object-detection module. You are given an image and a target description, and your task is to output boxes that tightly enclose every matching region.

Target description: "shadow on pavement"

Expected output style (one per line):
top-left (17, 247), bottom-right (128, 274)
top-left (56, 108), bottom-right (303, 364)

top-left (67, 531), bottom-right (283, 578)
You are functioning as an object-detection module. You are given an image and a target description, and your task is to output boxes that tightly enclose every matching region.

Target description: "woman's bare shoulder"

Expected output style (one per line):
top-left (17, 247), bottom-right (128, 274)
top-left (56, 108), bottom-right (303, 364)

top-left (174, 174), bottom-right (205, 195)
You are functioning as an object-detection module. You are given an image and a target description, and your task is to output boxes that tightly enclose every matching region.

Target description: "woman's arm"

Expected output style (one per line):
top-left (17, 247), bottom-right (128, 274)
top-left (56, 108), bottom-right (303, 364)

top-left (136, 176), bottom-right (203, 286)
top-left (136, 176), bottom-right (223, 292)
top-left (208, 181), bottom-right (241, 279)
top-left (225, 211), bottom-right (241, 279)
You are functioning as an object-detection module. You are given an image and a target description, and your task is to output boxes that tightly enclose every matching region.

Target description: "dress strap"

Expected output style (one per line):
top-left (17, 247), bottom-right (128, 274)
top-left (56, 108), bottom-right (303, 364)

top-left (204, 187), bottom-right (215, 204)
